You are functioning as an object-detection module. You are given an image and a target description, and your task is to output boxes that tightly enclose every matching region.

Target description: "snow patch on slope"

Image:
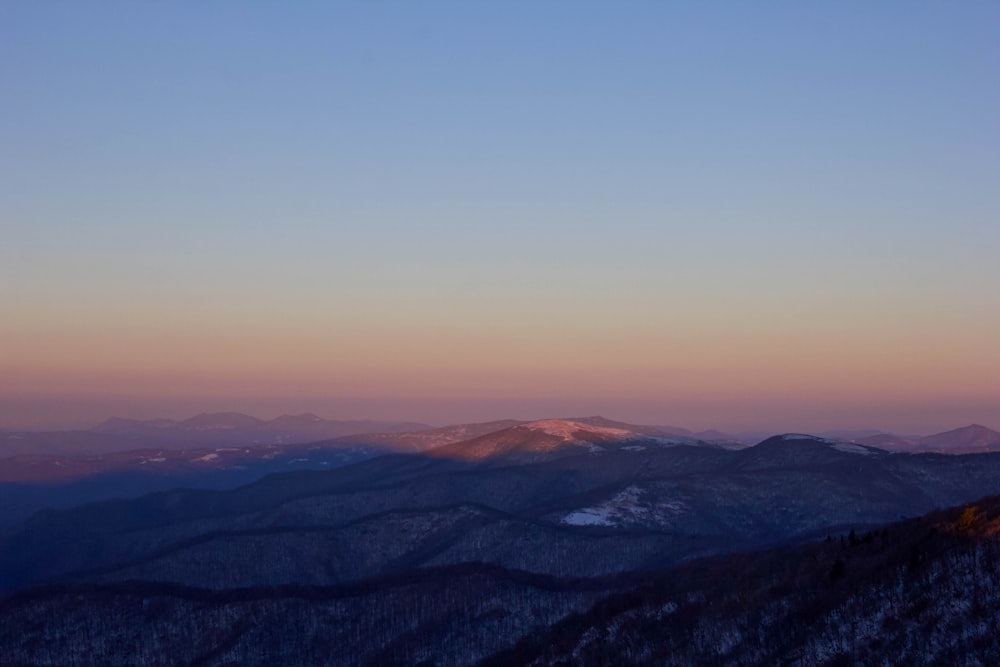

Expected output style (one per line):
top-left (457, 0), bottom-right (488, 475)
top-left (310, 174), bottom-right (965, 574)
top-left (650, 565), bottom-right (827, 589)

top-left (562, 486), bottom-right (687, 527)
top-left (779, 434), bottom-right (874, 455)
top-left (525, 419), bottom-right (633, 441)
top-left (831, 442), bottom-right (873, 456)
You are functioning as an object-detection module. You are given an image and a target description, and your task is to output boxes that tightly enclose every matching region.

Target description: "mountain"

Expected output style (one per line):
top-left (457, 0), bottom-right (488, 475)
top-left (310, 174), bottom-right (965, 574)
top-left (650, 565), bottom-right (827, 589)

top-left (917, 424), bottom-right (1000, 453)
top-left (691, 429), bottom-right (746, 445)
top-left (7, 428), bottom-right (1000, 664)
top-left (0, 417), bottom-right (716, 530)
top-left (87, 412), bottom-right (432, 448)
top-left (91, 412), bottom-right (264, 440)
top-left (819, 428), bottom-right (887, 440)
top-left (0, 439), bottom-right (393, 485)
top-left (0, 440), bottom-right (393, 529)
top-left (734, 430), bottom-right (779, 443)
top-left (855, 432), bottom-right (918, 450)
top-left (3, 413), bottom-right (432, 459)
top-left (851, 425), bottom-right (1000, 454)
top-left (0, 562), bottom-right (623, 666)
top-left (6, 486), bottom-right (1000, 665)
top-left (487, 494), bottom-right (1000, 666)
top-left (426, 417), bottom-right (708, 461)
top-left (0, 430), bottom-right (156, 457)
top-left (325, 419), bottom-right (527, 452)
top-left (733, 433), bottom-right (885, 468)
top-left (0, 418), bottom-right (536, 527)
top-left (171, 411), bottom-right (264, 430)
top-left (7, 430), bottom-right (1000, 596)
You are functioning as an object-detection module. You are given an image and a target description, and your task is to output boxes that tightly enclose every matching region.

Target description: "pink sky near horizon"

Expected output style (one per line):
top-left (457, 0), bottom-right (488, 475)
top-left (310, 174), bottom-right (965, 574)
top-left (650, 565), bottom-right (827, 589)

top-left (3, 283), bottom-right (999, 433)
top-left (3, 4), bottom-right (998, 435)
top-left (0, 390), bottom-right (996, 437)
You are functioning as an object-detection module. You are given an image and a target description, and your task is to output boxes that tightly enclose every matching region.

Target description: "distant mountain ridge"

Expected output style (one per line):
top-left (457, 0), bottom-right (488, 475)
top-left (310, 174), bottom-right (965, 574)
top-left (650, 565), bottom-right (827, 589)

top-left (425, 417), bottom-right (719, 461)
top-left (324, 419), bottom-right (527, 452)
top-left (6, 410), bottom-right (997, 457)
top-left (918, 423), bottom-right (1000, 452)
top-left (91, 412), bottom-right (431, 445)
top-left (854, 423), bottom-right (1000, 454)
top-left (1, 415), bottom-right (996, 527)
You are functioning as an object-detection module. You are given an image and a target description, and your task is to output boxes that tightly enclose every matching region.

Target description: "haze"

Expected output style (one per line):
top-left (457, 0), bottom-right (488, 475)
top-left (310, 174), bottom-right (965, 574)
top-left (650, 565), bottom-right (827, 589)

top-left (2, 3), bottom-right (998, 433)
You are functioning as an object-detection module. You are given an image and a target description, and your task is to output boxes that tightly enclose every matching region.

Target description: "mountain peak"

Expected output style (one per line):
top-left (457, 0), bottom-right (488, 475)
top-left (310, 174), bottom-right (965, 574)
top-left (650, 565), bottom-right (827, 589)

top-left (919, 424), bottom-right (1000, 452)
top-left (523, 419), bottom-right (633, 441)
top-left (737, 434), bottom-right (882, 470)
top-left (426, 417), bottom-right (698, 462)
top-left (567, 415), bottom-right (614, 425)
top-left (180, 412), bottom-right (263, 430)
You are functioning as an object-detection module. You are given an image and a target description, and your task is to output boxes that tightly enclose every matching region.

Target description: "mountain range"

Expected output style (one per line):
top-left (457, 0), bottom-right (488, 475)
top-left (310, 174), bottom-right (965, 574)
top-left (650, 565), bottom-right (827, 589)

top-left (5, 418), bottom-right (1000, 664)
top-left (486, 495), bottom-right (1000, 666)
top-left (0, 412), bottom-right (427, 458)
top-left (91, 412), bottom-right (431, 446)
top-left (6, 412), bottom-right (998, 458)
top-left (3, 426), bottom-right (1000, 589)
top-left (1, 417), bottom-right (997, 529)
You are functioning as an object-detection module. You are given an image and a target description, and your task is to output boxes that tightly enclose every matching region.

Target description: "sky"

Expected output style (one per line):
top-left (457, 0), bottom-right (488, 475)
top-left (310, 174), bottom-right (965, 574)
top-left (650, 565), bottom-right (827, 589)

top-left (2, 2), bottom-right (999, 433)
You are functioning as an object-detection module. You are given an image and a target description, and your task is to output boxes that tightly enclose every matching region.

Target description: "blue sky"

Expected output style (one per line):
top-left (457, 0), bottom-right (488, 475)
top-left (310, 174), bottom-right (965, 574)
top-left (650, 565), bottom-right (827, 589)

top-left (2, 2), bottom-right (999, 431)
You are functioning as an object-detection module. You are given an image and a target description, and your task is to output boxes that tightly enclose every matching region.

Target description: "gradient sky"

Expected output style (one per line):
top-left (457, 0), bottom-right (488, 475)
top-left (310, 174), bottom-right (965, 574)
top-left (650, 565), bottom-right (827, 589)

top-left (2, 2), bottom-right (999, 433)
